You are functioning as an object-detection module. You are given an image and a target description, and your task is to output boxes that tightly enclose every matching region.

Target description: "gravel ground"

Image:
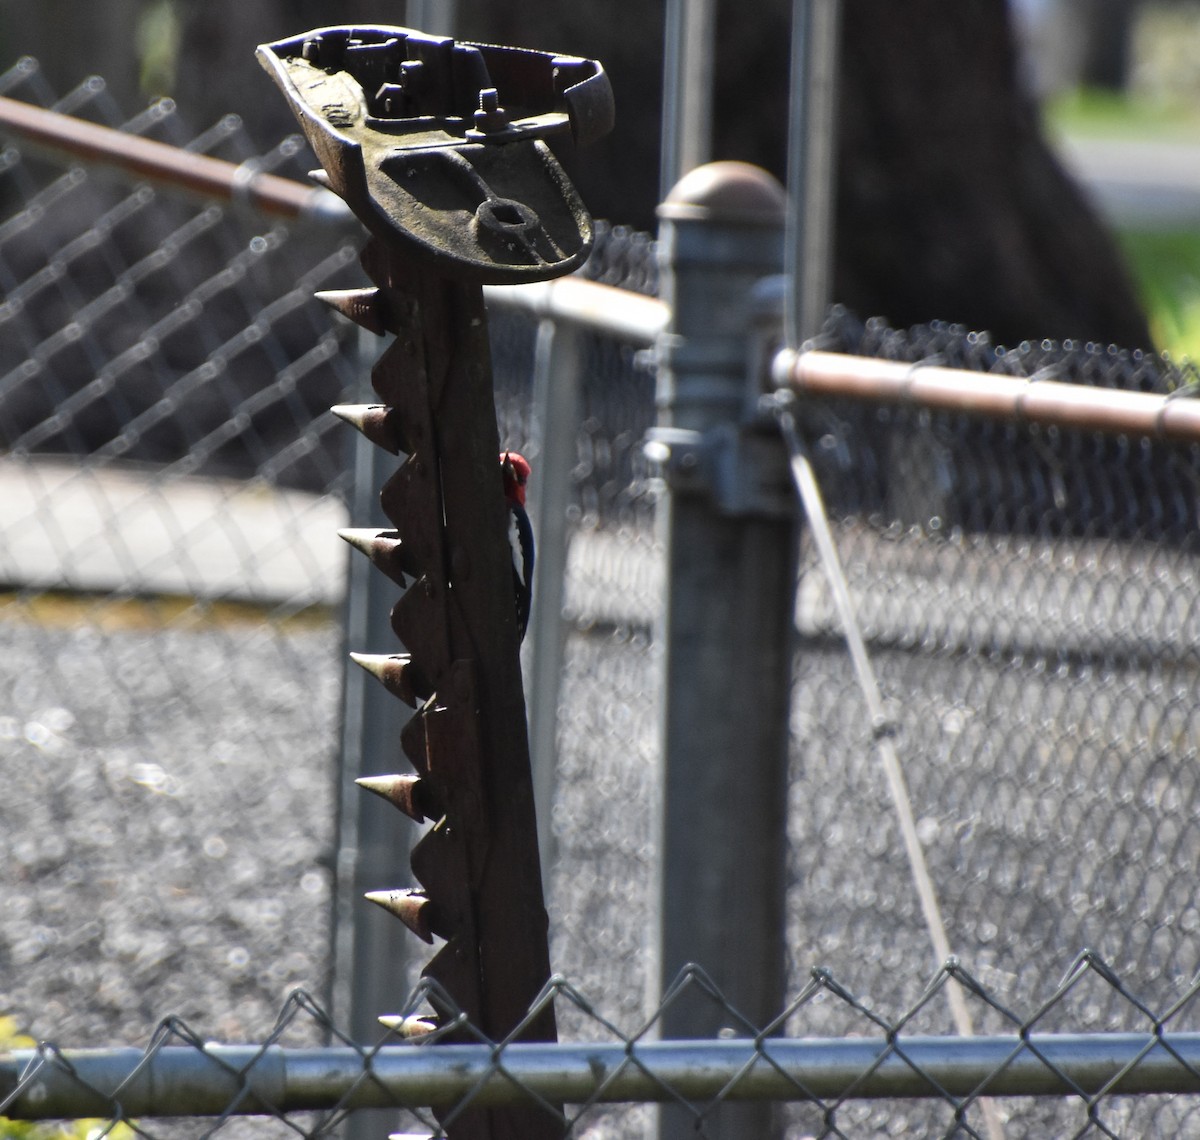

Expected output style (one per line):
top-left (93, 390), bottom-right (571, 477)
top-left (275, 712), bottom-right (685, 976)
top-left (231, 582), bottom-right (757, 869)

top-left (0, 607), bottom-right (340, 1048)
top-left (3, 519), bottom-right (1199, 1137)
top-left (0, 603), bottom-right (664, 1044)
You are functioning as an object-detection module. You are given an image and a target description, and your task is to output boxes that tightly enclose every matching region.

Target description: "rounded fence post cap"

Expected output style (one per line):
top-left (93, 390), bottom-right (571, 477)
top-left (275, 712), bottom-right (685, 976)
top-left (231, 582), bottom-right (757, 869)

top-left (658, 161), bottom-right (787, 225)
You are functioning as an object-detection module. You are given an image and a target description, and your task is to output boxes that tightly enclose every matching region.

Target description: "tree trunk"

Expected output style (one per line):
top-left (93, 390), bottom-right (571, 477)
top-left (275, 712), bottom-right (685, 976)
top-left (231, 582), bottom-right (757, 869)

top-left (834, 0), bottom-right (1152, 348)
top-left (1, 0), bottom-right (143, 112)
top-left (1078, 0), bottom-right (1139, 90)
top-left (450, 0), bottom-right (664, 242)
top-left (172, 0), bottom-right (399, 142)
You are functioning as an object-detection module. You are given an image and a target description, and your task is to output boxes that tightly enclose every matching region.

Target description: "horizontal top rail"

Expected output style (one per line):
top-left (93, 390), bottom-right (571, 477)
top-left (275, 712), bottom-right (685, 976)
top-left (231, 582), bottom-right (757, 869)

top-left (482, 276), bottom-right (667, 344)
top-left (0, 92), bottom-right (667, 339)
top-left (776, 347), bottom-right (1200, 443)
top-left (5, 1034), bottom-right (1200, 1118)
top-left (6, 89), bottom-right (1198, 444)
top-left (0, 94), bottom-right (349, 224)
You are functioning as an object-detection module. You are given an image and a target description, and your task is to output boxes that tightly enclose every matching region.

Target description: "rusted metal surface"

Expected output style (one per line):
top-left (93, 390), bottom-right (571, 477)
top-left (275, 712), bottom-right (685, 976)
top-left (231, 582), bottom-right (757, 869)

top-left (775, 348), bottom-right (1200, 442)
top-left (258, 24), bottom-right (612, 1140)
top-left (258, 26), bottom-right (612, 282)
top-left (339, 245), bottom-right (557, 1139)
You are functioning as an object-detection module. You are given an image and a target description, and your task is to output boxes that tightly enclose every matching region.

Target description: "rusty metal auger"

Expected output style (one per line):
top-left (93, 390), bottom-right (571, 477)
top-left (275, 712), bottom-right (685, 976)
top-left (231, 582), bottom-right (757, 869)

top-left (257, 25), bottom-right (613, 1139)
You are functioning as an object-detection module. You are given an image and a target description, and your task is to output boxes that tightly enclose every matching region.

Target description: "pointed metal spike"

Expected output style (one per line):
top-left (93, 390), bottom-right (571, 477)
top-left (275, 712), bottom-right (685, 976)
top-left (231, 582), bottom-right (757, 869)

top-left (336, 527), bottom-right (386, 557)
top-left (365, 889), bottom-right (437, 943)
top-left (348, 651), bottom-right (390, 682)
top-left (378, 1014), bottom-right (438, 1039)
top-left (356, 773), bottom-right (437, 822)
top-left (329, 404), bottom-right (404, 455)
top-left (337, 527), bottom-right (419, 584)
top-left (315, 288), bottom-right (389, 336)
top-left (349, 652), bottom-right (432, 708)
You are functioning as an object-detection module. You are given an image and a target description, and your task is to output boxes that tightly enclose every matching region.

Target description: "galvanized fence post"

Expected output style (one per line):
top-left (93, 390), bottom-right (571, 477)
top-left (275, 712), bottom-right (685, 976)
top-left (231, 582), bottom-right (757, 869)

top-left (649, 162), bottom-right (793, 1140)
top-left (524, 317), bottom-right (585, 880)
top-left (785, 0), bottom-right (841, 345)
top-left (660, 0), bottom-right (717, 198)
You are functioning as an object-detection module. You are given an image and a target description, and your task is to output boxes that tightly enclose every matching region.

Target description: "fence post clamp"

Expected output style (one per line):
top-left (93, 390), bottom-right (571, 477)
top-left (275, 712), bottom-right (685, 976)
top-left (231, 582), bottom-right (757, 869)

top-left (644, 420), bottom-right (793, 517)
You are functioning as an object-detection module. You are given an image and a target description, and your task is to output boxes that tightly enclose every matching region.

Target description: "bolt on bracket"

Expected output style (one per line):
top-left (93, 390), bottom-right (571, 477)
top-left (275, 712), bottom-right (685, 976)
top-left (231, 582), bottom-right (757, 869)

top-left (645, 421), bottom-right (794, 518)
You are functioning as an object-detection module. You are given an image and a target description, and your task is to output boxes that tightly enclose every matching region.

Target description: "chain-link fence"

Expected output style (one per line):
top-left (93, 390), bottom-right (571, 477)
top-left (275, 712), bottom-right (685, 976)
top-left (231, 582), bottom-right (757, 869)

top-left (0, 57), bottom-right (367, 1054)
top-left (7, 956), bottom-right (1200, 1138)
top-left (4, 50), bottom-right (1200, 1140)
top-left (788, 309), bottom-right (1199, 1023)
top-left (0, 55), bottom-right (662, 1063)
top-left (770, 312), bottom-right (1200, 1134)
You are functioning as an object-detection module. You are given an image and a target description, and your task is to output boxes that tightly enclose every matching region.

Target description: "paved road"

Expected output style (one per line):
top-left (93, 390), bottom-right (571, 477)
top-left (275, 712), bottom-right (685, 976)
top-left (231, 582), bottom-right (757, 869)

top-left (0, 457), bottom-right (348, 605)
top-left (1059, 134), bottom-right (1200, 227)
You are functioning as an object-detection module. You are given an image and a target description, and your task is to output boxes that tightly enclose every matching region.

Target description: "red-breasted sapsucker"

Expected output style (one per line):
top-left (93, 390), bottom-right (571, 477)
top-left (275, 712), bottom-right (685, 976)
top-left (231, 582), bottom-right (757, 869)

top-left (500, 451), bottom-right (534, 641)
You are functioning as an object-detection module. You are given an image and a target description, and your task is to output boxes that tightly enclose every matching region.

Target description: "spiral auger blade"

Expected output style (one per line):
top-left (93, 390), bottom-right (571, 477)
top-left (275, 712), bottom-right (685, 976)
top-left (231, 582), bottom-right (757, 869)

top-left (259, 26), bottom-right (613, 1138)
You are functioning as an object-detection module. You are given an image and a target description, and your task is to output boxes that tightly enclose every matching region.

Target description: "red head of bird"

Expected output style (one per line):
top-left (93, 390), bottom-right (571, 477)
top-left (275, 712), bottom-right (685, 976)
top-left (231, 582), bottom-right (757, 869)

top-left (500, 451), bottom-right (531, 508)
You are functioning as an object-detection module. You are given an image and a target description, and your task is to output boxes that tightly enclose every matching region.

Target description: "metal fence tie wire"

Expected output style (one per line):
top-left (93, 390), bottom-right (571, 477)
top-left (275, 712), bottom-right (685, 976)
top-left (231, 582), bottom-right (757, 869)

top-left (1013, 363), bottom-right (1065, 430)
top-left (1157, 375), bottom-right (1200, 438)
top-left (899, 353), bottom-right (944, 409)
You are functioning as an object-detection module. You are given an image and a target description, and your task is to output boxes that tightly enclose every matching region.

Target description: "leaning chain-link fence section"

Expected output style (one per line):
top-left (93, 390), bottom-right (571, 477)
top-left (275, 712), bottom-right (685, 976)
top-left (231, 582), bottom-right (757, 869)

top-left (7, 957), bottom-right (1200, 1139)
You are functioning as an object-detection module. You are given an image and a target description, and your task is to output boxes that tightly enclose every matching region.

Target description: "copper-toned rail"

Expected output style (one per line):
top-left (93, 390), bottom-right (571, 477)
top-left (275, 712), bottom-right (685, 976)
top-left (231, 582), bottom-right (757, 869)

top-left (776, 348), bottom-right (1200, 442)
top-left (0, 94), bottom-right (342, 221)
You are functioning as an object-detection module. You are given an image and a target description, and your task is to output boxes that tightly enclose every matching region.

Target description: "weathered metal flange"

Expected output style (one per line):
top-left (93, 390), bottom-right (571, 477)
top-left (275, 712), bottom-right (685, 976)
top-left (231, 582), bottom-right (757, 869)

top-left (256, 25), bottom-right (613, 283)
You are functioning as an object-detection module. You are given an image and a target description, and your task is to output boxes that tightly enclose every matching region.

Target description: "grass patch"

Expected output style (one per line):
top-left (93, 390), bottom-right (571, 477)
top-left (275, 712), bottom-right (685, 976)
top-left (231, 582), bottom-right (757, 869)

top-left (0, 591), bottom-right (336, 632)
top-left (0, 1016), bottom-right (137, 1140)
top-left (1044, 87), bottom-right (1200, 143)
top-left (1044, 84), bottom-right (1200, 361)
top-left (1116, 227), bottom-right (1200, 363)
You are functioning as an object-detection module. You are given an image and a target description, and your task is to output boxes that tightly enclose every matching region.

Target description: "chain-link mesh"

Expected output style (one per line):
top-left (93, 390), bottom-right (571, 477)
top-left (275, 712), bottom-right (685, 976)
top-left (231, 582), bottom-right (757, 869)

top-left (0, 57), bottom-right (665, 1082)
top-left (7, 959), bottom-right (1200, 1139)
top-left (5, 52), bottom-right (1200, 1140)
top-left (0, 59), bottom-right (364, 1048)
top-left (774, 309), bottom-right (1200, 1133)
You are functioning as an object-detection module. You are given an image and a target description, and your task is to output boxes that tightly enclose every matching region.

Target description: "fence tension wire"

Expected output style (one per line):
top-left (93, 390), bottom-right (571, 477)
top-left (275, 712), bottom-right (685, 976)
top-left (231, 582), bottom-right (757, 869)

top-left (769, 390), bottom-right (1007, 1140)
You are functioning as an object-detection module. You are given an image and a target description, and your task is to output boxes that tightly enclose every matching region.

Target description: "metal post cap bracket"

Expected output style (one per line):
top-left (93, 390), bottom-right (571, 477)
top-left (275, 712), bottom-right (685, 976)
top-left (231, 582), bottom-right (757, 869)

top-left (645, 424), bottom-right (793, 517)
